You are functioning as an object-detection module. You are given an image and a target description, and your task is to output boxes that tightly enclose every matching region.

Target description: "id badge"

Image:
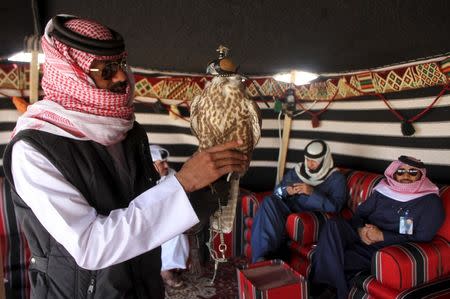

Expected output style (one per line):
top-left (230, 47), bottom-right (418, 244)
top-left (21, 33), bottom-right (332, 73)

top-left (399, 216), bottom-right (413, 235)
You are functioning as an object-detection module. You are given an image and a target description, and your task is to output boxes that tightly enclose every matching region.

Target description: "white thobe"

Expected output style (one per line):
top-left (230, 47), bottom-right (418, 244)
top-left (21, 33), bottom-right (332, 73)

top-left (158, 169), bottom-right (190, 270)
top-left (10, 140), bottom-right (199, 270)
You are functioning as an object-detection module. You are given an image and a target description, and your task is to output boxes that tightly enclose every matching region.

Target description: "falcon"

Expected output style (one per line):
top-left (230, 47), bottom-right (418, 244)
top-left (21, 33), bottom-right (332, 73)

top-left (190, 46), bottom-right (262, 234)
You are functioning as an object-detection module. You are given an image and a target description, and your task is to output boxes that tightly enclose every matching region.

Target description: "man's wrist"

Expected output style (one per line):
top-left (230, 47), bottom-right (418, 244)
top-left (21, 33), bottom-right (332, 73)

top-left (175, 173), bottom-right (194, 193)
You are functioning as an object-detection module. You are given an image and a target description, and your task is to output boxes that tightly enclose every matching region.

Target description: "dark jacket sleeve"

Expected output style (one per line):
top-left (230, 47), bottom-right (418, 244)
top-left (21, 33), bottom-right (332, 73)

top-left (272, 169), bottom-right (301, 199)
top-left (382, 194), bottom-right (445, 245)
top-left (350, 191), bottom-right (379, 229)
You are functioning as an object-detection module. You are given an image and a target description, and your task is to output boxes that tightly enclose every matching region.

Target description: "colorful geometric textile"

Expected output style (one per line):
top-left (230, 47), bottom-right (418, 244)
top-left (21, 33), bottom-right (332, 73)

top-left (1, 55), bottom-right (448, 101)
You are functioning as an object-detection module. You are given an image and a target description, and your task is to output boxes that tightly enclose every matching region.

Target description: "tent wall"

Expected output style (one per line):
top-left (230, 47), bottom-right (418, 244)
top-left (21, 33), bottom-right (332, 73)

top-left (0, 56), bottom-right (449, 192)
top-left (129, 86), bottom-right (450, 191)
top-left (1, 87), bottom-right (449, 191)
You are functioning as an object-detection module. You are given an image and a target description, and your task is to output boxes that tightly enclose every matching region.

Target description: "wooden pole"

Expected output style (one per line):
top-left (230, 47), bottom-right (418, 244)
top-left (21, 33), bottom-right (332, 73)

top-left (29, 48), bottom-right (39, 104)
top-left (276, 71), bottom-right (297, 184)
top-left (277, 114), bottom-right (292, 183)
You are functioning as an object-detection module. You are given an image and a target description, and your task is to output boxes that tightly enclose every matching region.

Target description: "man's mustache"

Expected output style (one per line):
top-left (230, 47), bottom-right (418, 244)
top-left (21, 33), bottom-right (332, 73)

top-left (109, 81), bottom-right (128, 93)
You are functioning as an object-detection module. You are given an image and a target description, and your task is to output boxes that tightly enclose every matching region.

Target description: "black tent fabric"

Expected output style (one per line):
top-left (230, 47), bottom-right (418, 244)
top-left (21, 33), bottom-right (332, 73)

top-left (1, 0), bottom-right (449, 75)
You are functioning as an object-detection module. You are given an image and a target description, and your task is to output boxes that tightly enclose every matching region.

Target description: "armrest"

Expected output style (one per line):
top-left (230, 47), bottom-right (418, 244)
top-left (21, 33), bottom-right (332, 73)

top-left (241, 191), bottom-right (272, 218)
top-left (372, 237), bottom-right (450, 290)
top-left (286, 211), bottom-right (331, 245)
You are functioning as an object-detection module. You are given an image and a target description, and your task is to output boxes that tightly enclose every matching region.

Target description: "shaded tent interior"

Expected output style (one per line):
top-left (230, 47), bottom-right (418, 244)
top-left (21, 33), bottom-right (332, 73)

top-left (1, 0), bottom-right (449, 75)
top-left (0, 1), bottom-right (449, 191)
top-left (0, 1), bottom-right (449, 299)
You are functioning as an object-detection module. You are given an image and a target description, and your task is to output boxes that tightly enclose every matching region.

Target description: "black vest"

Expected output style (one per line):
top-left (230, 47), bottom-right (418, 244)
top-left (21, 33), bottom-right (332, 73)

top-left (3, 123), bottom-right (164, 299)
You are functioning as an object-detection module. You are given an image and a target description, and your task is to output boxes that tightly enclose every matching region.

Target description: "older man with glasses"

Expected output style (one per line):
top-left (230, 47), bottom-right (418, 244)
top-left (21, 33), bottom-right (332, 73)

top-left (310, 156), bottom-right (445, 299)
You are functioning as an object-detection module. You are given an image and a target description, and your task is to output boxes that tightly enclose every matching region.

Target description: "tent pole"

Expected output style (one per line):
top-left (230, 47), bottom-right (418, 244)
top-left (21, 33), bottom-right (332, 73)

top-left (277, 114), bottom-right (292, 183)
top-left (277, 70), bottom-right (297, 184)
top-left (29, 45), bottom-right (39, 104)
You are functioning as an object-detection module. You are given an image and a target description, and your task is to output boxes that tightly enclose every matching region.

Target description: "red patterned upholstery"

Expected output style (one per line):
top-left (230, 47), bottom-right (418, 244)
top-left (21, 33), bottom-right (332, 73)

top-left (436, 186), bottom-right (450, 242)
top-left (286, 211), bottom-right (331, 244)
top-left (346, 171), bottom-right (383, 213)
top-left (240, 191), bottom-right (270, 259)
top-left (237, 169), bottom-right (450, 298)
top-left (285, 170), bottom-right (384, 277)
top-left (373, 239), bottom-right (450, 290)
top-left (241, 191), bottom-right (271, 218)
top-left (349, 274), bottom-right (399, 299)
top-left (347, 185), bottom-right (450, 298)
top-left (349, 273), bottom-right (450, 299)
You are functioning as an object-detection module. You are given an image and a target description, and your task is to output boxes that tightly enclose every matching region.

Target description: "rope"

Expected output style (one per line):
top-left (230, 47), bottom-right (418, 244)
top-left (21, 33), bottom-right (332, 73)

top-left (344, 81), bottom-right (450, 123)
top-left (295, 88), bottom-right (339, 127)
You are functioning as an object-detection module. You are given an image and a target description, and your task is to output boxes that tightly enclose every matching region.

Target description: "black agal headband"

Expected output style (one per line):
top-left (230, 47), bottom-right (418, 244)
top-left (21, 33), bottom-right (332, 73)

top-left (49, 15), bottom-right (125, 56)
top-left (398, 155), bottom-right (425, 169)
top-left (304, 140), bottom-right (327, 159)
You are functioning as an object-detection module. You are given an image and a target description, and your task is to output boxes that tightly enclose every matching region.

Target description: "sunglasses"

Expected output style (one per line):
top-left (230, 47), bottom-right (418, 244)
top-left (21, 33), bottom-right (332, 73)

top-left (90, 59), bottom-right (127, 80)
top-left (395, 168), bottom-right (420, 177)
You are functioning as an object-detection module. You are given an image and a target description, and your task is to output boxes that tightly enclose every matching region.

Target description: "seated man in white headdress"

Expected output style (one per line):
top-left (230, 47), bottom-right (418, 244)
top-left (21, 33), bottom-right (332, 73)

top-left (251, 140), bottom-right (347, 263)
top-left (150, 145), bottom-right (189, 288)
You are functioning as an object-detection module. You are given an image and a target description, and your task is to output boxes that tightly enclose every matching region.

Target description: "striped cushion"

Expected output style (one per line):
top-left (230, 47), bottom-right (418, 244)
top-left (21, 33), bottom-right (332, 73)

top-left (243, 228), bottom-right (251, 243)
top-left (286, 211), bottom-right (330, 244)
top-left (239, 191), bottom-right (270, 260)
top-left (373, 239), bottom-right (450, 290)
top-left (396, 276), bottom-right (450, 299)
top-left (346, 171), bottom-right (383, 213)
top-left (244, 216), bottom-right (253, 229)
top-left (0, 178), bottom-right (30, 299)
top-left (289, 255), bottom-right (312, 278)
top-left (241, 191), bottom-right (270, 218)
top-left (350, 273), bottom-right (450, 299)
top-left (436, 186), bottom-right (450, 242)
top-left (288, 241), bottom-right (316, 277)
top-left (349, 273), bottom-right (399, 299)
top-left (432, 237), bottom-right (450, 275)
top-left (243, 243), bottom-right (252, 259)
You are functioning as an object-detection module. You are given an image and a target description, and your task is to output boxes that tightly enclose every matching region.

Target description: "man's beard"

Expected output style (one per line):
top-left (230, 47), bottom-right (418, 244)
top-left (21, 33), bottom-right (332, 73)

top-left (109, 81), bottom-right (128, 94)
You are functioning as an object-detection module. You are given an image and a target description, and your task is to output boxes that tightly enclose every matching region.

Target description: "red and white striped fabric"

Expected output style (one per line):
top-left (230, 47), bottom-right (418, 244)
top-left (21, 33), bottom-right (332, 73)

top-left (14, 16), bottom-right (135, 146)
top-left (374, 159), bottom-right (439, 202)
top-left (41, 17), bottom-right (134, 119)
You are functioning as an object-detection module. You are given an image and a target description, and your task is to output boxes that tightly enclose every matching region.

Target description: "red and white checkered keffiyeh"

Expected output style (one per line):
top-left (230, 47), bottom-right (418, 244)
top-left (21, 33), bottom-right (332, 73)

top-left (13, 17), bottom-right (134, 146)
top-left (374, 159), bottom-right (439, 202)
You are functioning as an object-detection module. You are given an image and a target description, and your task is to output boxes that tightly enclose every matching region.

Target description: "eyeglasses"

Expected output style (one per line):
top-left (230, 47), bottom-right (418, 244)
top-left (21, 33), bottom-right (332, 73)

top-left (90, 59), bottom-right (127, 80)
top-left (395, 168), bottom-right (420, 177)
